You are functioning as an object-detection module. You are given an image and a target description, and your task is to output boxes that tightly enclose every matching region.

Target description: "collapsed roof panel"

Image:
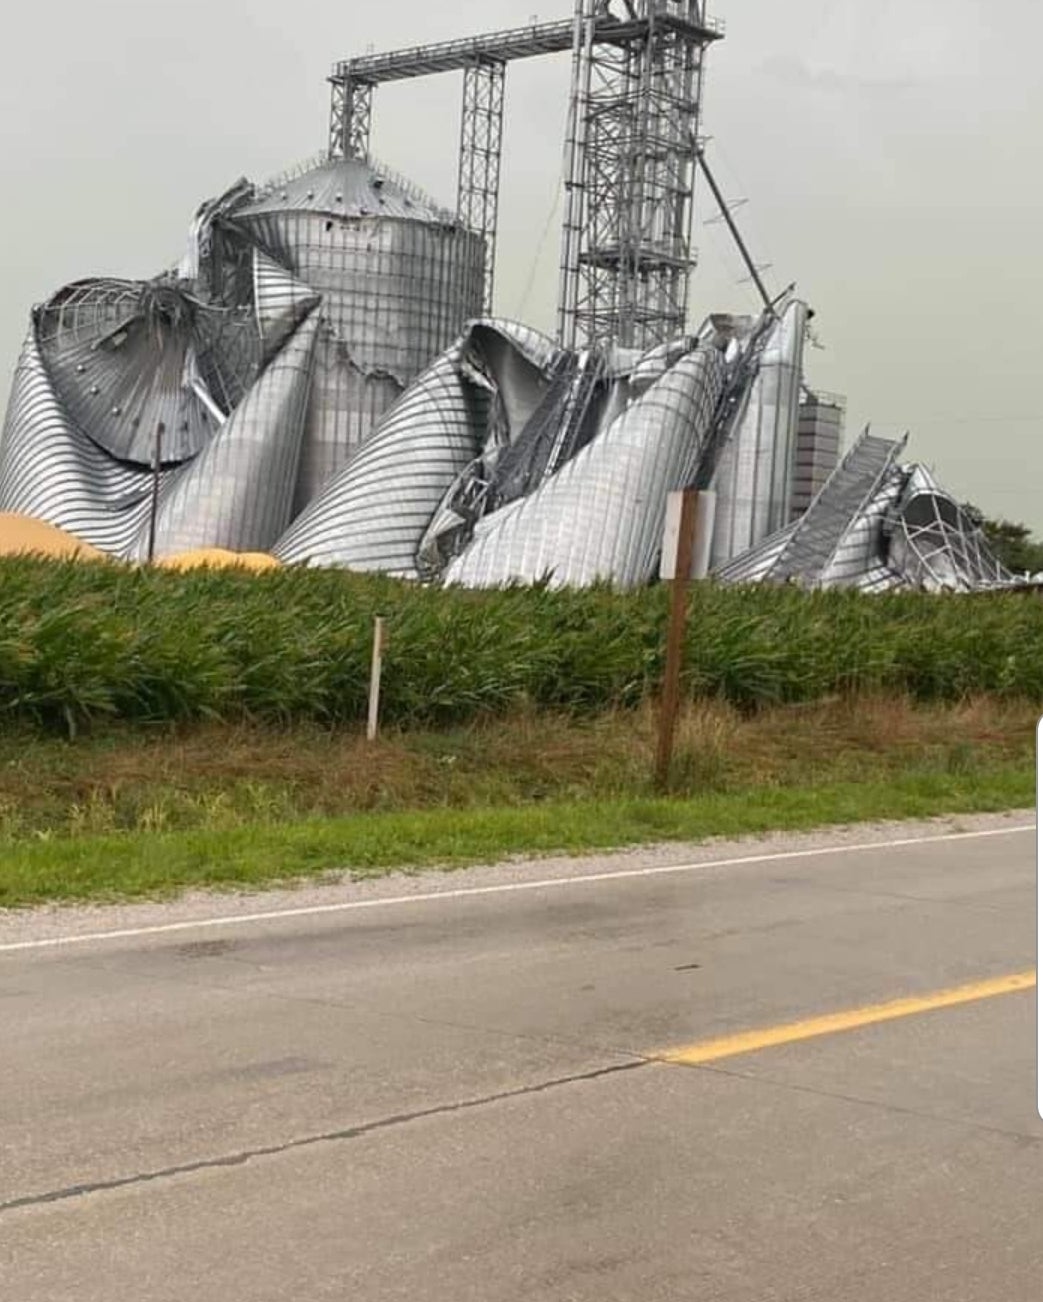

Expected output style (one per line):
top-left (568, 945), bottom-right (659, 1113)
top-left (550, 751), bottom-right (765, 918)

top-left (441, 341), bottom-right (729, 589)
top-left (713, 430), bottom-right (1015, 593)
top-left (34, 279), bottom-right (257, 467)
top-left (274, 335), bottom-right (490, 577)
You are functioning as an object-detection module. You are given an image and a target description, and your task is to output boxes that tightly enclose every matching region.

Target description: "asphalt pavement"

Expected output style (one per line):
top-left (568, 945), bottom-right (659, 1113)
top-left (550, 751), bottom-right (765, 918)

top-left (0, 811), bottom-right (1039, 1300)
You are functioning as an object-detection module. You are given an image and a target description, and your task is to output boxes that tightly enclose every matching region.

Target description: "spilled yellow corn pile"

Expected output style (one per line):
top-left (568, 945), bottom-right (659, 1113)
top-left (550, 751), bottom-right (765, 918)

top-left (156, 549), bottom-right (282, 572)
top-left (0, 516), bottom-right (283, 571)
top-left (0, 513), bottom-right (107, 561)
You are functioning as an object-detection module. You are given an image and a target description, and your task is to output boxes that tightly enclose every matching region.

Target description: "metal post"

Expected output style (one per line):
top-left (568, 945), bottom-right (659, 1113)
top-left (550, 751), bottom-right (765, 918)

top-left (655, 485), bottom-right (699, 788)
top-left (367, 616), bottom-right (387, 742)
top-left (557, 1), bottom-right (594, 349)
top-left (695, 149), bottom-right (774, 314)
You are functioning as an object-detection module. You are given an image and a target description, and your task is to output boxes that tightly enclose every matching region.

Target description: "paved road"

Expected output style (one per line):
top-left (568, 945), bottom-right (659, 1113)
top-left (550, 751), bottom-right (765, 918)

top-left (1, 814), bottom-right (1039, 1300)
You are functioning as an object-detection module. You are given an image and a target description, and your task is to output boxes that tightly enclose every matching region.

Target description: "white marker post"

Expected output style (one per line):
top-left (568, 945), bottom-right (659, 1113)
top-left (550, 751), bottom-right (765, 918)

top-left (1038, 716), bottom-right (1042, 1119)
top-left (367, 617), bottom-right (387, 742)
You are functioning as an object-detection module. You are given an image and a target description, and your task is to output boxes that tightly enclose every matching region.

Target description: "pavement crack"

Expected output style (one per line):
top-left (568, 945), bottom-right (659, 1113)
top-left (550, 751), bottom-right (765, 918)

top-left (0, 1059), bottom-right (650, 1217)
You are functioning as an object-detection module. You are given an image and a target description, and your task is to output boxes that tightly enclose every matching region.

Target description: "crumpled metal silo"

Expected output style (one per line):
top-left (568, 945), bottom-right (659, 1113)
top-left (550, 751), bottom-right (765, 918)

top-left (713, 429), bottom-right (1015, 593)
top-left (0, 327), bottom-right (162, 556)
top-left (130, 310), bottom-right (321, 560)
top-left (274, 318), bottom-right (731, 588)
top-left (709, 297), bottom-right (808, 567)
top-left (274, 335), bottom-right (490, 577)
top-left (274, 319), bottom-right (565, 577)
top-left (443, 341), bottom-right (729, 589)
top-left (0, 272), bottom-right (324, 561)
top-left (230, 158), bottom-right (486, 508)
top-left (887, 465), bottom-right (1014, 592)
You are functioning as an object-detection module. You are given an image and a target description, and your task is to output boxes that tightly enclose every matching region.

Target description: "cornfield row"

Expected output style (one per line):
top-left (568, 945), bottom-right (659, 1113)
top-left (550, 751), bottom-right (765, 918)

top-left (0, 557), bottom-right (1039, 732)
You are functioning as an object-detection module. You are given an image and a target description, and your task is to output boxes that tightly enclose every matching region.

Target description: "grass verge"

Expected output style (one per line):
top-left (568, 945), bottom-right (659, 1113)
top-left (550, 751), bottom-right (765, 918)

top-left (0, 694), bottom-right (1035, 839)
top-left (0, 764), bottom-right (1032, 909)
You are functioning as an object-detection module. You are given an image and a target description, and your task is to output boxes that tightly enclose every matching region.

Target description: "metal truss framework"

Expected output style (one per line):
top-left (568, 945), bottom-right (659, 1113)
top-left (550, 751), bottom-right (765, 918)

top-left (457, 61), bottom-right (505, 313)
top-left (329, 77), bottom-right (374, 162)
top-left (328, 18), bottom-right (582, 317)
top-left (328, 4), bottom-right (722, 343)
top-left (559, 2), bottom-right (720, 351)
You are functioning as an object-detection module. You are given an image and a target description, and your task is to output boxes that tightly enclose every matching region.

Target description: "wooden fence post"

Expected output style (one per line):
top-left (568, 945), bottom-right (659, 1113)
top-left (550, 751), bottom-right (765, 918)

top-left (655, 488), bottom-right (699, 788)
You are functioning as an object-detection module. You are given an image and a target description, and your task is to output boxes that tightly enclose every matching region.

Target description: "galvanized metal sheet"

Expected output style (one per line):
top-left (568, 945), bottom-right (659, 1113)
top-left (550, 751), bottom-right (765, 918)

top-left (0, 330), bottom-right (167, 555)
top-left (444, 343), bottom-right (728, 589)
top-left (137, 311), bottom-right (321, 560)
top-left (233, 158), bottom-right (484, 506)
top-left (710, 299), bottom-right (807, 566)
top-left (274, 337), bottom-right (489, 575)
top-left (33, 279), bottom-right (257, 467)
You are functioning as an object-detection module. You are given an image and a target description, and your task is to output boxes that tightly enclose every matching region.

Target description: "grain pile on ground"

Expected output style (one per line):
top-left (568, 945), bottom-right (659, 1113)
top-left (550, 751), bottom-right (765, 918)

top-left (0, 513), bottom-right (106, 561)
top-left (157, 549), bottom-right (281, 572)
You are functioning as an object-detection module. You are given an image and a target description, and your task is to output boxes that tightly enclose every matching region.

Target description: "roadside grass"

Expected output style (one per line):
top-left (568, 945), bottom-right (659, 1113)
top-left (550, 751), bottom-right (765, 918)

top-left (0, 767), bottom-right (1031, 909)
top-left (0, 694), bottom-right (1034, 907)
top-left (0, 693), bottom-right (1034, 839)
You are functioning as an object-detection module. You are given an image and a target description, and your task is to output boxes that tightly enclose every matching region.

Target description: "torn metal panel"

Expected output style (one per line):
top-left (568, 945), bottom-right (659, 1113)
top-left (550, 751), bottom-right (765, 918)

top-left (274, 338), bottom-right (489, 576)
top-left (34, 279), bottom-right (258, 467)
top-left (179, 178), bottom-right (256, 285)
top-left (0, 331), bottom-right (170, 556)
top-left (459, 319), bottom-right (566, 455)
top-left (252, 250), bottom-right (322, 361)
top-left (136, 310), bottom-right (321, 560)
top-left (444, 343), bottom-right (729, 589)
top-left (710, 298), bottom-right (808, 566)
top-left (711, 520), bottom-right (798, 586)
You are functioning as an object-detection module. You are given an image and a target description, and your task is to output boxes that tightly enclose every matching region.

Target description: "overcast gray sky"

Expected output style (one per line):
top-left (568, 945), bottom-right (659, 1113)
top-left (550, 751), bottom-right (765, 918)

top-left (3, 1), bottom-right (1039, 527)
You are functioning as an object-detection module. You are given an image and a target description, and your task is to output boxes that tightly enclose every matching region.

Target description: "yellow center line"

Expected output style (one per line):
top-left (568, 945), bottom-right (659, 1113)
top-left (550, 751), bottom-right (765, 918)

top-left (657, 970), bottom-right (1037, 1068)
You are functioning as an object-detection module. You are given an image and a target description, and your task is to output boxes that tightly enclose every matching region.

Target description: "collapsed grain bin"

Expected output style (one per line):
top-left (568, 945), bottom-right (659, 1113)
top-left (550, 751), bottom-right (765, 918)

top-left (709, 299), bottom-right (808, 567)
top-left (229, 158), bottom-right (485, 507)
top-left (0, 7), bottom-right (1018, 595)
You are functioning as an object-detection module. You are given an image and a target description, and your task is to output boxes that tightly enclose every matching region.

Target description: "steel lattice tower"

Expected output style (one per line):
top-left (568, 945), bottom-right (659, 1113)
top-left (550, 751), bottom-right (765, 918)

top-left (327, 4), bottom-right (721, 340)
top-left (457, 60), bottom-right (506, 314)
top-left (558, 1), bottom-right (716, 350)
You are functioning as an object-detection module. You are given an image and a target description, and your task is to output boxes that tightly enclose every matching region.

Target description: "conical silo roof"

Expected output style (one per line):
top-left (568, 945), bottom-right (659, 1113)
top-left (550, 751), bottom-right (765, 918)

top-left (238, 157), bottom-right (456, 224)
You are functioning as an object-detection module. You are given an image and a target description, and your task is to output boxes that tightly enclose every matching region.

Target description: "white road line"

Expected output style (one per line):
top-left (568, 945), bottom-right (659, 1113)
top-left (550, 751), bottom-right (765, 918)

top-left (0, 823), bottom-right (1033, 955)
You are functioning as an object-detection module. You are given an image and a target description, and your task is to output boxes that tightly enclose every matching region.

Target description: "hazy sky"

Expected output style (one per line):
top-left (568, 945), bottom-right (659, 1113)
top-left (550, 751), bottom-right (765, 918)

top-left (3, 1), bottom-right (1040, 527)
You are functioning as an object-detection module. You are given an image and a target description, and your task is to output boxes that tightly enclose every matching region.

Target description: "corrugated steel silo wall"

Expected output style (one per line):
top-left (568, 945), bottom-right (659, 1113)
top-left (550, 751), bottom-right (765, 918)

top-left (710, 300), bottom-right (808, 567)
top-left (233, 210), bottom-right (484, 507)
top-left (790, 397), bottom-right (843, 520)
